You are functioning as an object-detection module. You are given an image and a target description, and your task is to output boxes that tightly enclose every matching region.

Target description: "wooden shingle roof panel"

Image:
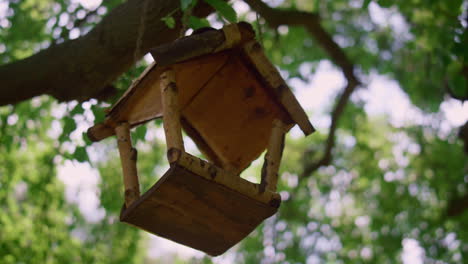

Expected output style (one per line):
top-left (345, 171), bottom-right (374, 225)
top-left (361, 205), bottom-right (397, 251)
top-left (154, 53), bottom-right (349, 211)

top-left (87, 22), bottom-right (314, 145)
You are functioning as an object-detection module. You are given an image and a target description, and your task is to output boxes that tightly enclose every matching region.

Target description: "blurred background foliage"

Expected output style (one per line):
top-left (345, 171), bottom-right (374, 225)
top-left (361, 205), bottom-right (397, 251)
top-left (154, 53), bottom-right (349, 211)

top-left (0, 0), bottom-right (467, 263)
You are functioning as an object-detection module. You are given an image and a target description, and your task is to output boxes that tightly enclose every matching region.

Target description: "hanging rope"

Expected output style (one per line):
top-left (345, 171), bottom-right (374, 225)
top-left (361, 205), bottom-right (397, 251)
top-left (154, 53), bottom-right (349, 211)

top-left (180, 6), bottom-right (193, 38)
top-left (134, 0), bottom-right (150, 64)
top-left (256, 12), bottom-right (264, 47)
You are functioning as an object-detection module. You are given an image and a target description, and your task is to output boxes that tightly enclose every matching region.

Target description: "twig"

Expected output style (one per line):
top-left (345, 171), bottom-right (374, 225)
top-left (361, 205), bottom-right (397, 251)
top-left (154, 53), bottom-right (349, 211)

top-left (300, 81), bottom-right (358, 177)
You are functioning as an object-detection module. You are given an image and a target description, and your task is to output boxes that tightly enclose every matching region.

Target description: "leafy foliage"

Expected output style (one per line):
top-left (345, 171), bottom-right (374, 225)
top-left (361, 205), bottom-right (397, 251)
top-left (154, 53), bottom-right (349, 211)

top-left (0, 0), bottom-right (467, 263)
top-left (204, 0), bottom-right (237, 23)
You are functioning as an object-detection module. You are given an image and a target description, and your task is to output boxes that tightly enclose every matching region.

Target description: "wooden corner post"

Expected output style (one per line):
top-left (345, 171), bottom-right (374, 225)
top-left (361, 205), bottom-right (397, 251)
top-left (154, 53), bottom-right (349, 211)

top-left (261, 119), bottom-right (286, 193)
top-left (160, 68), bottom-right (185, 163)
top-left (115, 122), bottom-right (140, 207)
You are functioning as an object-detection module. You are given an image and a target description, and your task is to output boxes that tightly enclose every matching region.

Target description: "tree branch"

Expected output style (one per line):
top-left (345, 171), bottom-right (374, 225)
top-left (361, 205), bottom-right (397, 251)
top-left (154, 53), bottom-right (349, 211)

top-left (243, 0), bottom-right (360, 177)
top-left (0, 0), bottom-right (215, 106)
top-left (459, 121), bottom-right (468, 154)
top-left (301, 81), bottom-right (358, 177)
top-left (447, 192), bottom-right (468, 217)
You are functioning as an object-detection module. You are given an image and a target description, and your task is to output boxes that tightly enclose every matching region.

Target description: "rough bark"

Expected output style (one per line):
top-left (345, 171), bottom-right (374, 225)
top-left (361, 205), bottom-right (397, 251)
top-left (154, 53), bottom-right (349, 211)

top-left (0, 0), bottom-right (214, 106)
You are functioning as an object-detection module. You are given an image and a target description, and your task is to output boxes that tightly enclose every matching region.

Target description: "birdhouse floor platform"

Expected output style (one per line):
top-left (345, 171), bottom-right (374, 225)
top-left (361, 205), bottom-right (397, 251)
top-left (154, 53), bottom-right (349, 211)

top-left (120, 152), bottom-right (280, 256)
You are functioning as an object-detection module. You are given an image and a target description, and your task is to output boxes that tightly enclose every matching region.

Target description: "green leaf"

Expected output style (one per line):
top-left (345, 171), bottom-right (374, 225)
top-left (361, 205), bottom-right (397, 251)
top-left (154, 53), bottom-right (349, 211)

top-left (91, 105), bottom-right (105, 123)
top-left (449, 74), bottom-right (468, 98)
top-left (3, 134), bottom-right (13, 151)
top-left (161, 16), bottom-right (176, 29)
top-left (203, 0), bottom-right (237, 23)
top-left (180, 0), bottom-right (194, 10)
top-left (188, 16), bottom-right (210, 30)
top-left (133, 125), bottom-right (147, 142)
top-left (62, 116), bottom-right (76, 135)
top-left (73, 146), bottom-right (88, 162)
top-left (362, 0), bottom-right (372, 9)
top-left (70, 104), bottom-right (84, 115)
top-left (82, 132), bottom-right (92, 146)
top-left (378, 0), bottom-right (392, 7)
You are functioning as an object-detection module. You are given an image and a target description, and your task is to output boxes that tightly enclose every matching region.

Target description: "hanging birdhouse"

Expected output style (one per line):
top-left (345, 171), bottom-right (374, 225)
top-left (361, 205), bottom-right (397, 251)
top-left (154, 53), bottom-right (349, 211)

top-left (87, 22), bottom-right (314, 256)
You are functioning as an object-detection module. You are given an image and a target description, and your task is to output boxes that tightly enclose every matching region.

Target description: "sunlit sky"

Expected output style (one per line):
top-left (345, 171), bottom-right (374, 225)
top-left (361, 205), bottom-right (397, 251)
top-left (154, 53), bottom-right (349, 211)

top-left (74, 0), bottom-right (102, 10)
top-left (53, 0), bottom-right (468, 263)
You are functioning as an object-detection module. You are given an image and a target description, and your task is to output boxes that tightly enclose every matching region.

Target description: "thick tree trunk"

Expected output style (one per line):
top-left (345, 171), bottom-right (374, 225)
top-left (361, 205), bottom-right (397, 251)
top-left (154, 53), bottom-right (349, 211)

top-left (0, 0), bottom-right (213, 106)
top-left (459, 121), bottom-right (468, 154)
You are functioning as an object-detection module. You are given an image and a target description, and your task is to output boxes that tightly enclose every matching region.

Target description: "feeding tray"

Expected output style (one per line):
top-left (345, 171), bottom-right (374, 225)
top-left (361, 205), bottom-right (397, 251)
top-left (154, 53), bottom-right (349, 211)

top-left (121, 152), bottom-right (280, 256)
top-left (88, 22), bottom-right (314, 256)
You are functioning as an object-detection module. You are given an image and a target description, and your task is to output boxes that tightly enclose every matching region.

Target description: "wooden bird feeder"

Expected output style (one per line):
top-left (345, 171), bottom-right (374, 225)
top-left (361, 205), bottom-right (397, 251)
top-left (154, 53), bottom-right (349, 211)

top-left (87, 22), bottom-right (314, 256)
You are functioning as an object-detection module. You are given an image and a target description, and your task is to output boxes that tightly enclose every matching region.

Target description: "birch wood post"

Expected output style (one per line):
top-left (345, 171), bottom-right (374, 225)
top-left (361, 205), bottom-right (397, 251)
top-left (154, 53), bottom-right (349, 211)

top-left (115, 122), bottom-right (140, 207)
top-left (261, 119), bottom-right (286, 192)
top-left (160, 68), bottom-right (184, 163)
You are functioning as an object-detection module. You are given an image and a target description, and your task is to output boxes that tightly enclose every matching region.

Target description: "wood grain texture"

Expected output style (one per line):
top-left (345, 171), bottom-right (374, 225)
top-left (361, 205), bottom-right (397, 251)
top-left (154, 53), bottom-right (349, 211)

top-left (151, 30), bottom-right (225, 66)
top-left (88, 23), bottom-right (314, 179)
top-left (180, 117), bottom-right (224, 167)
top-left (213, 23), bottom-right (242, 52)
top-left (182, 51), bottom-right (293, 174)
top-left (115, 122), bottom-right (140, 207)
top-left (174, 152), bottom-right (281, 205)
top-left (151, 22), bottom-right (255, 66)
top-left (87, 51), bottom-right (231, 142)
top-left (241, 41), bottom-right (315, 135)
top-left (161, 69), bottom-right (185, 151)
top-left (261, 119), bottom-right (286, 192)
top-left (120, 157), bottom-right (279, 256)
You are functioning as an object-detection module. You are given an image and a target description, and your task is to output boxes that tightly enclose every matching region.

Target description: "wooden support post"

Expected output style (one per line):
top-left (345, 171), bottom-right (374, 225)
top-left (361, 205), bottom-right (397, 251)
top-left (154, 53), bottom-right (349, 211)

top-left (261, 119), bottom-right (286, 193)
top-left (160, 68), bottom-right (184, 163)
top-left (115, 122), bottom-right (140, 207)
top-left (222, 163), bottom-right (240, 176)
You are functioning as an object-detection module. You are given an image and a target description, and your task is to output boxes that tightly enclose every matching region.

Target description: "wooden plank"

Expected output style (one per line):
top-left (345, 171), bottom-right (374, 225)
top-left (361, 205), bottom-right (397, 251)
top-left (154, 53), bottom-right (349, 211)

top-left (180, 117), bottom-right (224, 167)
top-left (121, 163), bottom-right (278, 256)
top-left (150, 22), bottom-right (255, 66)
top-left (182, 52), bottom-right (293, 174)
top-left (110, 62), bottom-right (159, 114)
top-left (151, 30), bottom-right (225, 67)
top-left (123, 51), bottom-right (232, 126)
top-left (87, 122), bottom-right (114, 142)
top-left (109, 63), bottom-right (164, 124)
top-left (241, 41), bottom-right (315, 135)
top-left (87, 51), bottom-right (231, 142)
top-left (174, 151), bottom-right (281, 206)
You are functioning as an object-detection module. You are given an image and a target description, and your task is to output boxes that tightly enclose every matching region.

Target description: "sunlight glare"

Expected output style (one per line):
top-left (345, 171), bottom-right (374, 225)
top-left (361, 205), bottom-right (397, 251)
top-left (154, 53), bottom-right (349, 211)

top-left (76, 0), bottom-right (102, 10)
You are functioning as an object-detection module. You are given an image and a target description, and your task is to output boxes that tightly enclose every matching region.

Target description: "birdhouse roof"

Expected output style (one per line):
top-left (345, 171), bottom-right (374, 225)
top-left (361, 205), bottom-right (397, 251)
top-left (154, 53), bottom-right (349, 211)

top-left (88, 22), bottom-right (314, 173)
